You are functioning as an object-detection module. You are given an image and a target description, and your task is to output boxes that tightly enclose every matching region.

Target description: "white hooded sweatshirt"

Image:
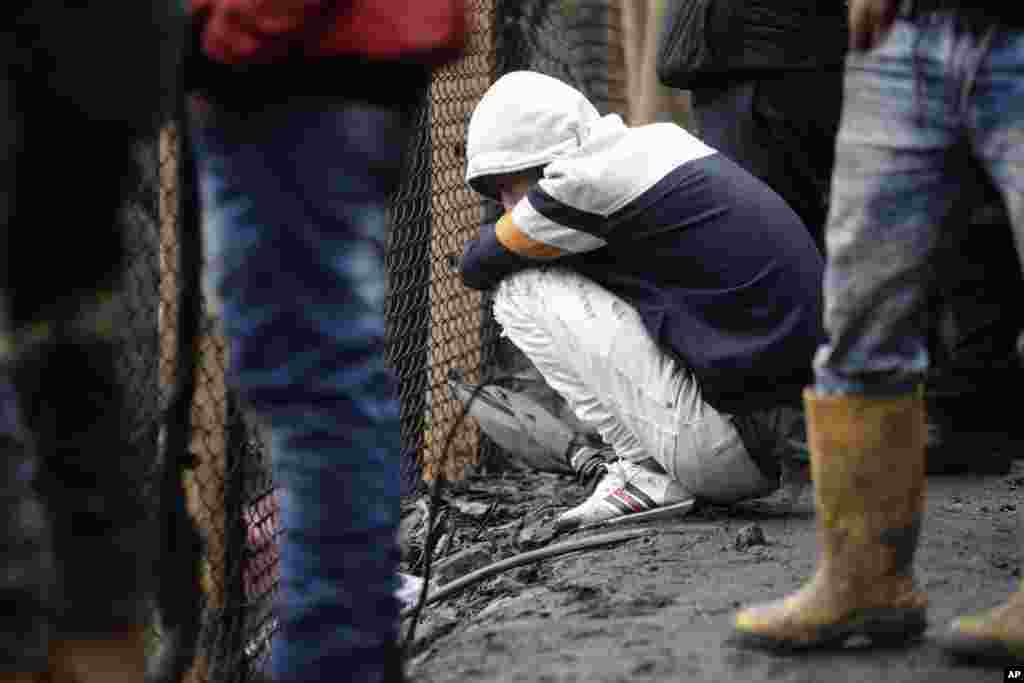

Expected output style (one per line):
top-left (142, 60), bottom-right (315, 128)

top-left (464, 70), bottom-right (715, 258)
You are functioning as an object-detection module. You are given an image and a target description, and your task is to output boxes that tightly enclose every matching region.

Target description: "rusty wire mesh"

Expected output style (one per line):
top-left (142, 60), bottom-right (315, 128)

top-left (129, 122), bottom-right (271, 683)
top-left (127, 2), bottom-right (628, 681)
top-left (390, 0), bottom-right (626, 486)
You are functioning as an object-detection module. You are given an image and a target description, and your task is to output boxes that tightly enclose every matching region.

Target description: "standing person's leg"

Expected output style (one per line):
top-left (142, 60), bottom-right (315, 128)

top-left (0, 4), bottom-right (178, 679)
top-left (12, 118), bottom-right (155, 683)
top-left (733, 14), bottom-right (968, 650)
top-left (2, 75), bottom-right (153, 683)
top-left (0, 370), bottom-right (52, 682)
top-left (0, 434), bottom-right (49, 683)
top-left (492, 267), bottom-right (776, 529)
top-left (751, 69), bottom-right (844, 249)
top-left (924, 167), bottom-right (1021, 475)
top-left (15, 332), bottom-right (154, 683)
top-left (940, 22), bottom-right (1024, 662)
top-left (0, 59), bottom-right (54, 683)
top-left (691, 82), bottom-right (760, 173)
top-left (691, 71), bottom-right (842, 250)
top-left (192, 100), bottom-right (411, 683)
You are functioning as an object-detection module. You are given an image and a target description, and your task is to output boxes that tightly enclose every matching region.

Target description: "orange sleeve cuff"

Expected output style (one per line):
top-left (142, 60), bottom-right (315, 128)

top-left (494, 213), bottom-right (564, 260)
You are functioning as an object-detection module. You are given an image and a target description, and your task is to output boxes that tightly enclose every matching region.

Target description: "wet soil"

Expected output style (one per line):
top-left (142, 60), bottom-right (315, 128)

top-left (401, 459), bottom-right (1024, 682)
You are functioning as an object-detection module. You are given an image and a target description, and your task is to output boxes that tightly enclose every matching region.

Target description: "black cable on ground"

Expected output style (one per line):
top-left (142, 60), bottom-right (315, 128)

top-left (398, 373), bottom-right (658, 651)
top-left (400, 378), bottom-right (507, 654)
top-left (399, 526), bottom-right (653, 621)
top-left (401, 471), bottom-right (446, 652)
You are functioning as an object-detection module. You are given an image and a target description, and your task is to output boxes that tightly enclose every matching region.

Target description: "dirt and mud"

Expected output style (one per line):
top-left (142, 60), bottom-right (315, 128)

top-left (400, 455), bottom-right (1024, 682)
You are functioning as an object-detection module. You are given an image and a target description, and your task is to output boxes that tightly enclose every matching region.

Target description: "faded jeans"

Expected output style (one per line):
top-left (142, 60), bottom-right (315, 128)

top-left (492, 267), bottom-right (775, 503)
top-left (191, 99), bottom-right (409, 683)
top-left (815, 12), bottom-right (1024, 396)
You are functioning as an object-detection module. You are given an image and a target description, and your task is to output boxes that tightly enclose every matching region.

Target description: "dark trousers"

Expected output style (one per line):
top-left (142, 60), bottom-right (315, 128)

top-left (0, 3), bottom-right (176, 667)
top-left (691, 69), bottom-right (844, 250)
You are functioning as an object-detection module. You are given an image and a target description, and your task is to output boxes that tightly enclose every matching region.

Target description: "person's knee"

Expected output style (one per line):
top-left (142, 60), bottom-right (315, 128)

top-left (490, 269), bottom-right (561, 357)
top-left (491, 269), bottom-right (544, 321)
top-left (665, 413), bottom-right (777, 504)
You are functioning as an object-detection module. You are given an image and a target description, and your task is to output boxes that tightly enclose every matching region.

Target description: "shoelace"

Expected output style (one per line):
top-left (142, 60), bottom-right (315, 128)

top-left (576, 458), bottom-right (608, 495)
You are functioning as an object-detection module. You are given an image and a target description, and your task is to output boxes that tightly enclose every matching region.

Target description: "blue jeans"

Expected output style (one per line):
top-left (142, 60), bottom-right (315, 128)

top-left (814, 13), bottom-right (1024, 396)
top-left (190, 99), bottom-right (410, 683)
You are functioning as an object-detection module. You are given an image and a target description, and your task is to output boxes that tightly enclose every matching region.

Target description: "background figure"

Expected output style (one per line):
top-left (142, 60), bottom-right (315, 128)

top-left (732, 0), bottom-right (1024, 664)
top-left (656, 0), bottom-right (847, 248)
top-left (657, 0), bottom-right (1024, 474)
top-left (1, 2), bottom-right (183, 682)
top-left (617, 0), bottom-right (694, 128)
top-left (185, 2), bottom-right (465, 681)
top-left (923, 170), bottom-right (1024, 472)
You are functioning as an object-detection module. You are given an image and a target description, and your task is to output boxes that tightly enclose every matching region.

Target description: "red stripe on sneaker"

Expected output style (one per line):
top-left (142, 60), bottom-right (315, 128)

top-left (624, 481), bottom-right (659, 509)
top-left (609, 487), bottom-right (647, 513)
top-left (603, 493), bottom-right (635, 516)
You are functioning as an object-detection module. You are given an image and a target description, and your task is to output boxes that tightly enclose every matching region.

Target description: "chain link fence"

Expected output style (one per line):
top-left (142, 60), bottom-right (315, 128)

top-left (391, 0), bottom-right (626, 486)
top-left (129, 2), bottom-right (626, 681)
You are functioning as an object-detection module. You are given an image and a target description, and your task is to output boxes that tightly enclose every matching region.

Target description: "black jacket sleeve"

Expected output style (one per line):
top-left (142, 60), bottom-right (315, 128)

top-left (459, 222), bottom-right (536, 291)
top-left (658, 0), bottom-right (849, 91)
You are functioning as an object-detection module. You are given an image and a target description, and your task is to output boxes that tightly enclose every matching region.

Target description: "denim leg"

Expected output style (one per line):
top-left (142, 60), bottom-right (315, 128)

top-left (969, 27), bottom-right (1024, 274)
top-left (814, 18), bottom-right (968, 396)
top-left (192, 101), bottom-right (408, 683)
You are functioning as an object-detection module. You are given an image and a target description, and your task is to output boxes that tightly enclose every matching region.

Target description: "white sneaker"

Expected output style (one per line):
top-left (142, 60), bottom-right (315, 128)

top-left (556, 459), bottom-right (695, 531)
top-left (396, 573), bottom-right (425, 610)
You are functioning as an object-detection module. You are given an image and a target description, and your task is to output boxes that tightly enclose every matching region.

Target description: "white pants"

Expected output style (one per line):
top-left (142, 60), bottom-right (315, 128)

top-left (492, 268), bottom-right (773, 503)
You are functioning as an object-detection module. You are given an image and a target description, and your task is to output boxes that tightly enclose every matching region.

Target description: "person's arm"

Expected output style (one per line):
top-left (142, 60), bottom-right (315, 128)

top-left (460, 218), bottom-right (545, 291)
top-left (848, 0), bottom-right (899, 51)
top-left (460, 180), bottom-right (610, 290)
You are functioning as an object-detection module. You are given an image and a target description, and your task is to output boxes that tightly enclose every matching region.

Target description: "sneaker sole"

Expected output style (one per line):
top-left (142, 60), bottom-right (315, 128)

top-left (729, 608), bottom-right (927, 653)
top-left (559, 498), bottom-right (697, 533)
top-left (938, 632), bottom-right (1024, 665)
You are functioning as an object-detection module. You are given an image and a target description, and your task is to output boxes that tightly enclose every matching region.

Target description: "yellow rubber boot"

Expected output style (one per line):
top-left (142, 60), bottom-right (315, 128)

top-left (939, 584), bottom-right (1024, 662)
top-left (731, 389), bottom-right (928, 651)
top-left (48, 627), bottom-right (147, 683)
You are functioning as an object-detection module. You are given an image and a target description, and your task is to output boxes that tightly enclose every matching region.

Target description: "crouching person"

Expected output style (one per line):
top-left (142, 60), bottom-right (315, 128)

top-left (459, 71), bottom-right (826, 531)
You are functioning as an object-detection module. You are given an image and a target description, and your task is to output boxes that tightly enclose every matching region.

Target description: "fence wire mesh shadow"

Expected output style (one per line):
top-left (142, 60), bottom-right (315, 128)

top-left (127, 2), bottom-right (626, 682)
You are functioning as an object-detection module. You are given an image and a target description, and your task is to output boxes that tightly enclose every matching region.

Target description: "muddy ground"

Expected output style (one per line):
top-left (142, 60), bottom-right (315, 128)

top-left (400, 453), bottom-right (1024, 682)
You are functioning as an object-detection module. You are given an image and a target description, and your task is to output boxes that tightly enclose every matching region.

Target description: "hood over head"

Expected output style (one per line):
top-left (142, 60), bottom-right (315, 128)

top-left (465, 71), bottom-right (601, 200)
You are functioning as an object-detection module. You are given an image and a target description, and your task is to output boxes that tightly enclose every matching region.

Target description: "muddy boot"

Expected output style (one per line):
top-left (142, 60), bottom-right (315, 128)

top-left (938, 584), bottom-right (1024, 663)
top-left (48, 627), bottom-right (148, 683)
top-left (13, 336), bottom-right (154, 682)
top-left (731, 389), bottom-right (928, 651)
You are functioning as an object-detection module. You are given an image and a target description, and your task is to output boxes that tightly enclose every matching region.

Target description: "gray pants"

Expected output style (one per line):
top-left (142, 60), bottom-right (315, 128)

top-left (492, 267), bottom-right (777, 503)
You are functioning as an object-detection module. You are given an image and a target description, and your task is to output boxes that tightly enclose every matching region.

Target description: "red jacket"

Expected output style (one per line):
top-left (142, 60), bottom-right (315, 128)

top-left (190, 0), bottom-right (466, 66)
